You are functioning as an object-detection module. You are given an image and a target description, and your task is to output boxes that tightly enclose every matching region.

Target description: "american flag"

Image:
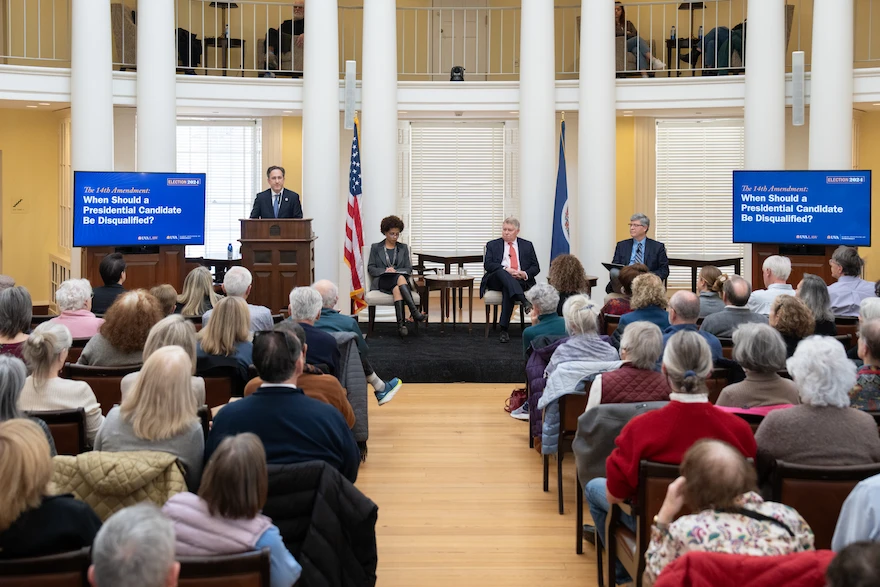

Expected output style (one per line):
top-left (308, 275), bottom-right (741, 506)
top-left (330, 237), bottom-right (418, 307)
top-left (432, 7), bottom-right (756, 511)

top-left (344, 117), bottom-right (367, 314)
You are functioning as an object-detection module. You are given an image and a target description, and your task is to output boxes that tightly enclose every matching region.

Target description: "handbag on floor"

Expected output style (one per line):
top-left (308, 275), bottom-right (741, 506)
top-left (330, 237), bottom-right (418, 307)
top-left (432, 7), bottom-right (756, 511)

top-left (505, 387), bottom-right (527, 413)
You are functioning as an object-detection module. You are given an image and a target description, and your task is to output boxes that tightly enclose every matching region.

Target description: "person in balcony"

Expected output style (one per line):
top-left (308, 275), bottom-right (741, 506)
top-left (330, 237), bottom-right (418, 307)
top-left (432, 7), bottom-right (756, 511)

top-left (615, 2), bottom-right (666, 75)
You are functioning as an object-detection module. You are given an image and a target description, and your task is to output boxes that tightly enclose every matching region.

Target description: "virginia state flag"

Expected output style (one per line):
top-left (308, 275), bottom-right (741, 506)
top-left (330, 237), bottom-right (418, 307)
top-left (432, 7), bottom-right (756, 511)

top-left (550, 119), bottom-right (570, 260)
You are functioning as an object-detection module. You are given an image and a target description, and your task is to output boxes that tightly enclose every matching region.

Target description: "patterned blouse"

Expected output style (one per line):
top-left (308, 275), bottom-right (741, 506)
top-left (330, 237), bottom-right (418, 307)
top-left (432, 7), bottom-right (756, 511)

top-left (645, 492), bottom-right (814, 583)
top-left (850, 365), bottom-right (880, 411)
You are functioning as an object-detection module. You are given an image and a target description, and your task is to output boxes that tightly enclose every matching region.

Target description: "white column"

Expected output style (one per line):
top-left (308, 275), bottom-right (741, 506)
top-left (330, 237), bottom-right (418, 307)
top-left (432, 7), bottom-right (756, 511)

top-left (71, 0), bottom-right (115, 277)
top-left (809, 0), bottom-right (854, 169)
top-left (303, 0), bottom-right (341, 283)
top-left (578, 0), bottom-right (616, 295)
top-left (360, 0), bottom-right (398, 248)
top-left (518, 0), bottom-right (556, 278)
top-left (136, 0), bottom-right (177, 172)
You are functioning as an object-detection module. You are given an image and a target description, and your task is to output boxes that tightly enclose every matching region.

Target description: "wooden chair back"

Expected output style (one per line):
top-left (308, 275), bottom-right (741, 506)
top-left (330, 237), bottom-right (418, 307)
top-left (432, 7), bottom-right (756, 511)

top-left (65, 338), bottom-right (91, 364)
top-left (178, 548), bottom-right (271, 587)
top-left (550, 390), bottom-right (590, 514)
top-left (0, 547), bottom-right (90, 587)
top-left (833, 333), bottom-right (853, 349)
top-left (29, 314), bottom-right (55, 327)
top-left (705, 367), bottom-right (732, 405)
top-left (771, 461), bottom-right (880, 550)
top-left (717, 337), bottom-right (734, 360)
top-left (732, 411), bottom-right (764, 433)
top-left (835, 315), bottom-right (859, 349)
top-left (603, 314), bottom-right (621, 337)
top-left (61, 363), bottom-right (141, 416)
top-left (25, 408), bottom-right (87, 456)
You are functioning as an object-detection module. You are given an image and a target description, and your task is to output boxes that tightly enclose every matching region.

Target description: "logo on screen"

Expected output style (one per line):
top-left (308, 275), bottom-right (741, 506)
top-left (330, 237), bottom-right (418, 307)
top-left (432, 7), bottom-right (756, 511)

top-left (826, 176), bottom-right (865, 184)
top-left (167, 178), bottom-right (202, 186)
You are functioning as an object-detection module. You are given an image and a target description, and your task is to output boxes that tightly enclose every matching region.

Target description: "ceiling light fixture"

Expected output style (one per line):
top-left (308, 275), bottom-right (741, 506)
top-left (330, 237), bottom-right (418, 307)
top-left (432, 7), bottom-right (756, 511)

top-left (38, 102), bottom-right (50, 106)
top-left (26, 105), bottom-right (38, 108)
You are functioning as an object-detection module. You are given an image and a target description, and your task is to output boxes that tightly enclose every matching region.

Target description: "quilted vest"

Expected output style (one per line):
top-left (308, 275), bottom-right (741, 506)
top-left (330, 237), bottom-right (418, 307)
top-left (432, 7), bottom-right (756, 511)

top-left (601, 364), bottom-right (670, 405)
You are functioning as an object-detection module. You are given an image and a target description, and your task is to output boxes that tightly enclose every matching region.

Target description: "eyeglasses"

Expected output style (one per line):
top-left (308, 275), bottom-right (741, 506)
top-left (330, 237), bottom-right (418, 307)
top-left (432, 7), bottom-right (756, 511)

top-left (386, 232), bottom-right (401, 237)
top-left (628, 223), bottom-right (645, 228)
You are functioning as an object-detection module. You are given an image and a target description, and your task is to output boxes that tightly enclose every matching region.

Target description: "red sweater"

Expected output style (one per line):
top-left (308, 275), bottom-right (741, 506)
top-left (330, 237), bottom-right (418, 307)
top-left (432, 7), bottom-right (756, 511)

top-left (653, 550), bottom-right (835, 587)
top-left (605, 400), bottom-right (757, 500)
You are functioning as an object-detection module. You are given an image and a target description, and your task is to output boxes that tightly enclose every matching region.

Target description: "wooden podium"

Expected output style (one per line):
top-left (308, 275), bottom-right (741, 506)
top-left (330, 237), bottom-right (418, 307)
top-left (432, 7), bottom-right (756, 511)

top-left (240, 219), bottom-right (316, 313)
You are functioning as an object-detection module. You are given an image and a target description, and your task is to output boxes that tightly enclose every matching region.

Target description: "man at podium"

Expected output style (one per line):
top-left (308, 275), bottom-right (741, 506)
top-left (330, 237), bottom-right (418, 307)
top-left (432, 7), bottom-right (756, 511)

top-left (250, 165), bottom-right (303, 219)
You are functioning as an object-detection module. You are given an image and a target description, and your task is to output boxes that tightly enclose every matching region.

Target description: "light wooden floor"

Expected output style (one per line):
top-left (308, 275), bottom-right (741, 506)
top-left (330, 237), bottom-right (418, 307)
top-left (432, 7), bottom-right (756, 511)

top-left (355, 383), bottom-right (600, 587)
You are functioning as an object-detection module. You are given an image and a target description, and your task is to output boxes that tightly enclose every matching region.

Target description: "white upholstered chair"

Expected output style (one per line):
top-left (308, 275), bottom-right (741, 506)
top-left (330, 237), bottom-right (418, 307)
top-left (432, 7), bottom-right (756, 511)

top-left (363, 246), bottom-right (421, 335)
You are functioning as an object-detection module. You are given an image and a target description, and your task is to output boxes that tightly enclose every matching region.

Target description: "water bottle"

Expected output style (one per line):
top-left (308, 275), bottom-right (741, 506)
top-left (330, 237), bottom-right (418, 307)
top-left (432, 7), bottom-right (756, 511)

top-left (227, 243), bottom-right (233, 260)
top-left (698, 26), bottom-right (704, 41)
top-left (670, 26), bottom-right (676, 41)
top-left (225, 23), bottom-right (229, 40)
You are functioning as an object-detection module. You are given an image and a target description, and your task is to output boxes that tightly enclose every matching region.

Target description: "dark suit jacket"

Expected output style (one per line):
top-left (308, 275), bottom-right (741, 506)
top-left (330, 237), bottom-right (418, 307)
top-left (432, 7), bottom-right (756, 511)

top-left (366, 242), bottom-right (414, 290)
top-left (300, 322), bottom-right (340, 376)
top-left (481, 237), bottom-right (540, 297)
top-left (611, 237), bottom-right (670, 281)
top-left (249, 188), bottom-right (303, 219)
top-left (91, 283), bottom-right (126, 315)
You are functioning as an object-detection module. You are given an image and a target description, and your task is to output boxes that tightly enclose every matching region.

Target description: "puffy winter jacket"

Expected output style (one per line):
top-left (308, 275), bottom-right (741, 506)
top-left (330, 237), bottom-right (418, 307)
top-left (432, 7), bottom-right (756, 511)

top-left (652, 550), bottom-right (835, 587)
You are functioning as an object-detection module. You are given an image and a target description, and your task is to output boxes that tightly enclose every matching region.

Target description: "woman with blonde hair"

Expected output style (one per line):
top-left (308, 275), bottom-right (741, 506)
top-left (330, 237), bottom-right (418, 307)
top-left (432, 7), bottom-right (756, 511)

top-left (197, 296), bottom-right (253, 376)
top-left (547, 254), bottom-right (591, 316)
top-left (94, 346), bottom-right (204, 491)
top-left (162, 433), bottom-right (302, 587)
top-left (177, 266), bottom-right (221, 316)
top-left (770, 295), bottom-right (815, 357)
top-left (611, 273), bottom-right (670, 347)
top-left (120, 315), bottom-right (206, 406)
top-left (78, 290), bottom-right (163, 366)
top-left (0, 418), bottom-right (101, 558)
top-left (19, 322), bottom-right (104, 444)
top-left (697, 266), bottom-right (727, 318)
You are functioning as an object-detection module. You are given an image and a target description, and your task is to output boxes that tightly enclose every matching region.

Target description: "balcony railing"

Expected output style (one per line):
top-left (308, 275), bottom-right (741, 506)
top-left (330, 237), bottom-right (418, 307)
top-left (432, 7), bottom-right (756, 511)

top-left (0, 0), bottom-right (71, 66)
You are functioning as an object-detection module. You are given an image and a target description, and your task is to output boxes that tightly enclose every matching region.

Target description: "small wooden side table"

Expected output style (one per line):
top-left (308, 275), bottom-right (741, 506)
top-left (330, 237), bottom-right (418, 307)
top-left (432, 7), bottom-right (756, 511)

top-left (424, 274), bottom-right (475, 334)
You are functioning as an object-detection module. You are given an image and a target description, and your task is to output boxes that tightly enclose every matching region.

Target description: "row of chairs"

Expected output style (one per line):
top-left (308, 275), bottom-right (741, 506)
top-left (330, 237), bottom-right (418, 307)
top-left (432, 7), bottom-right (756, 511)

top-left (0, 545), bottom-right (270, 587)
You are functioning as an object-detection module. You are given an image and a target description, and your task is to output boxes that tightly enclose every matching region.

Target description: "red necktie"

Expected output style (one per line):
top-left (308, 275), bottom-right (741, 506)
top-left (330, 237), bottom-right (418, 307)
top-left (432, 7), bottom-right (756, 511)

top-left (509, 243), bottom-right (519, 271)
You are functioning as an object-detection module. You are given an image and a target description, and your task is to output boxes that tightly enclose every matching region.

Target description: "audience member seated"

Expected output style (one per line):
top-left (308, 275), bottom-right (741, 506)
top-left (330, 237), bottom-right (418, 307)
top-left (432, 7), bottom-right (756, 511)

top-left (747, 255), bottom-right (795, 315)
top-left (88, 503), bottom-right (178, 587)
top-left (697, 266), bottom-right (727, 318)
top-left (95, 347), bottom-right (204, 491)
top-left (547, 253), bottom-right (592, 315)
top-left (770, 295), bottom-right (815, 357)
top-left (611, 273), bottom-right (670, 348)
top-left (700, 275), bottom-right (768, 337)
top-left (243, 321), bottom-right (355, 428)
top-left (828, 246), bottom-right (876, 317)
top-left (162, 433), bottom-right (302, 587)
top-left (206, 329), bottom-right (359, 482)
top-left (587, 321), bottom-right (669, 411)
top-left (79, 290), bottom-right (163, 366)
top-left (48, 278), bottom-right (104, 338)
top-left (545, 296), bottom-right (618, 376)
top-left (521, 283), bottom-right (567, 355)
top-left (121, 314), bottom-right (206, 406)
top-left (0, 285), bottom-right (31, 359)
top-left (312, 279), bottom-right (401, 405)
top-left (797, 273), bottom-right (837, 336)
top-left (716, 323), bottom-right (800, 408)
top-left (615, 2), bottom-right (666, 74)
top-left (832, 473), bottom-right (880, 551)
top-left (202, 266), bottom-right (274, 332)
top-left (196, 296), bottom-right (254, 378)
top-left (849, 298), bottom-right (880, 361)
top-left (149, 284), bottom-right (178, 317)
top-left (825, 541), bottom-right (880, 587)
top-left (288, 286), bottom-right (339, 376)
top-left (644, 439), bottom-right (814, 585)
top-left (755, 335), bottom-right (880, 465)
top-left (851, 319), bottom-right (880, 411)
top-left (0, 419), bottom-right (101, 559)
top-left (585, 331), bottom-right (757, 584)
top-left (599, 263), bottom-right (648, 333)
top-left (91, 253), bottom-right (126, 315)
top-left (0, 355), bottom-right (56, 455)
top-left (176, 266), bottom-right (221, 316)
top-left (20, 322), bottom-right (104, 444)
top-left (663, 291), bottom-right (722, 361)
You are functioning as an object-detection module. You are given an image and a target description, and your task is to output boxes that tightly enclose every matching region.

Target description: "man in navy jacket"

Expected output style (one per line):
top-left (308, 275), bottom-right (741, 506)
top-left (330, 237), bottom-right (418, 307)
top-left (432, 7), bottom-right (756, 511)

top-left (250, 165), bottom-right (304, 219)
top-left (482, 217), bottom-right (541, 343)
top-left (608, 213), bottom-right (669, 293)
top-left (206, 327), bottom-right (360, 483)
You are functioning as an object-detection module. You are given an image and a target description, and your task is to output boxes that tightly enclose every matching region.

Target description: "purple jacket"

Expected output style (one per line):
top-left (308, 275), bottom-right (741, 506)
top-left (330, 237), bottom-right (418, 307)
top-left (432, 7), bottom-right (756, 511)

top-left (526, 337), bottom-right (569, 441)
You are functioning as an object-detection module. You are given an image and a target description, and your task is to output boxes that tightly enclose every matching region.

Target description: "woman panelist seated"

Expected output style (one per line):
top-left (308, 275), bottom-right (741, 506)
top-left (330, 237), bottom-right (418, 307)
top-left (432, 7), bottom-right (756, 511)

top-left (367, 215), bottom-right (425, 337)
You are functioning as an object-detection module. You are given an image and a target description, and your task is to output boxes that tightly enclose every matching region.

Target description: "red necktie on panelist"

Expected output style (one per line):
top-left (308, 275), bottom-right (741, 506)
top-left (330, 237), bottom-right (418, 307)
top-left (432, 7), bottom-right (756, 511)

top-left (509, 243), bottom-right (519, 271)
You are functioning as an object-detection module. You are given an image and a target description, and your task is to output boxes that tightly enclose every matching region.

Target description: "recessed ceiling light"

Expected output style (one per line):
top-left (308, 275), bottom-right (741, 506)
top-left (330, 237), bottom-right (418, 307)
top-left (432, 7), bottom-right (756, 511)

top-left (399, 111), bottom-right (408, 114)
top-left (510, 111), bottom-right (518, 114)
top-left (623, 110), bottom-right (633, 113)
top-left (283, 110), bottom-right (293, 113)
top-left (38, 102), bottom-right (50, 106)
top-left (26, 105), bottom-right (37, 108)
top-left (623, 113), bottom-right (633, 117)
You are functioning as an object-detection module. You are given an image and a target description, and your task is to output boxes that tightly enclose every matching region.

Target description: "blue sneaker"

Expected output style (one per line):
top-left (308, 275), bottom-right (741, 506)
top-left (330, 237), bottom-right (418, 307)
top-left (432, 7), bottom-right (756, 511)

top-left (375, 378), bottom-right (403, 406)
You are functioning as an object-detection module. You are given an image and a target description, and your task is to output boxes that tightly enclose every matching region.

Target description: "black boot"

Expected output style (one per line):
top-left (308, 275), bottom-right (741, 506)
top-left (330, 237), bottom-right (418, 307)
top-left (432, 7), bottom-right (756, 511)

top-left (399, 284), bottom-right (426, 322)
top-left (394, 300), bottom-right (408, 337)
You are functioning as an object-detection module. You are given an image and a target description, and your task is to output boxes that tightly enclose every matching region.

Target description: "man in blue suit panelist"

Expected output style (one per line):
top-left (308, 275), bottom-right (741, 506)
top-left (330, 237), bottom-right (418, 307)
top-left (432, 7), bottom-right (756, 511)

top-left (481, 217), bottom-right (540, 344)
top-left (608, 213), bottom-right (669, 293)
top-left (249, 165), bottom-right (304, 219)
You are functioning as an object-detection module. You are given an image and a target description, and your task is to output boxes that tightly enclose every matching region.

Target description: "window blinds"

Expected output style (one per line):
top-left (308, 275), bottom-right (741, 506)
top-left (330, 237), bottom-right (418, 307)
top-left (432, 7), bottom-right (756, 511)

top-left (176, 120), bottom-right (262, 259)
top-left (655, 118), bottom-right (745, 290)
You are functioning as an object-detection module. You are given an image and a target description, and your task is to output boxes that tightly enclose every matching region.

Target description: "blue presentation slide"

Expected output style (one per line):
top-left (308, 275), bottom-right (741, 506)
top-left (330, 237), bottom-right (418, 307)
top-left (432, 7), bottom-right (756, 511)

top-left (73, 171), bottom-right (206, 247)
top-left (732, 170), bottom-right (871, 246)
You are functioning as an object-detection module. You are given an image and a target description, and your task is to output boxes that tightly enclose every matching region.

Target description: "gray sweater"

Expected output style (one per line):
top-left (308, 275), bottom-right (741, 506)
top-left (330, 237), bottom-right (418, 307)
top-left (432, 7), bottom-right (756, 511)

top-left (698, 292), bottom-right (726, 318)
top-left (755, 405), bottom-right (880, 466)
top-left (94, 406), bottom-right (204, 491)
top-left (77, 333), bottom-right (143, 367)
top-left (700, 305), bottom-right (768, 338)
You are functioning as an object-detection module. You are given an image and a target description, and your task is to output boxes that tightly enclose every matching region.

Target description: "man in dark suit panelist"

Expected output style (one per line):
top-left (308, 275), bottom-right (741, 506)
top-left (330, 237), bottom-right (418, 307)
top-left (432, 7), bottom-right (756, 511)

top-left (249, 165), bottom-right (304, 219)
top-left (481, 217), bottom-right (540, 343)
top-left (608, 213), bottom-right (669, 293)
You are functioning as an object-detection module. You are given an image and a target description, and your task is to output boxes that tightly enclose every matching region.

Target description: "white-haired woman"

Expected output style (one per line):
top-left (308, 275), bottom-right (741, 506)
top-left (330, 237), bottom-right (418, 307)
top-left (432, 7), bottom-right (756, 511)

top-left (18, 322), bottom-right (104, 444)
top-left (521, 283), bottom-right (566, 355)
top-left (47, 278), bottom-right (104, 338)
top-left (95, 346), bottom-right (204, 491)
top-left (716, 323), bottom-right (800, 408)
top-left (586, 321), bottom-right (669, 411)
top-left (755, 335), bottom-right (880, 465)
top-left (546, 295), bottom-right (619, 377)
